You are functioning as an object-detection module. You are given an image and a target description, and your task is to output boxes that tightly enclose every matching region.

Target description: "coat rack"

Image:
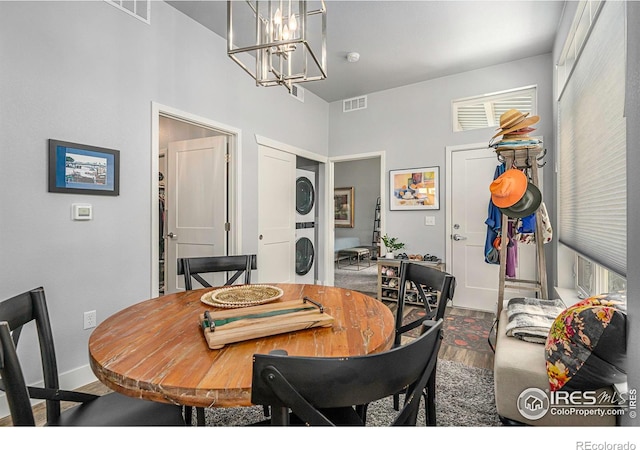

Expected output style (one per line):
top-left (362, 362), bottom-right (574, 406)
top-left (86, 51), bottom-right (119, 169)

top-left (494, 144), bottom-right (548, 319)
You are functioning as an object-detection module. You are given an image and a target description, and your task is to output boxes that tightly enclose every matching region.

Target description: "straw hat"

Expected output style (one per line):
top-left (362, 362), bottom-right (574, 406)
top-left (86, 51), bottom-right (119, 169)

top-left (505, 127), bottom-right (536, 136)
top-left (492, 109), bottom-right (540, 139)
top-left (489, 169), bottom-right (528, 208)
top-left (500, 183), bottom-right (542, 218)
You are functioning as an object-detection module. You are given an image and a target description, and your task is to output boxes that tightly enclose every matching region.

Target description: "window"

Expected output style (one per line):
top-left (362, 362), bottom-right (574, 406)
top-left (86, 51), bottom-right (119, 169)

top-left (104, 0), bottom-right (150, 24)
top-left (557, 0), bottom-right (627, 296)
top-left (452, 86), bottom-right (537, 132)
top-left (557, 1), bottom-right (604, 94)
top-left (576, 254), bottom-right (594, 299)
top-left (576, 254), bottom-right (627, 299)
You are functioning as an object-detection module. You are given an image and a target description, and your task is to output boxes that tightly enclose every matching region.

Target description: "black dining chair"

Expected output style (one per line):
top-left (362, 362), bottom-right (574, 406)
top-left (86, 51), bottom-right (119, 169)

top-left (0, 287), bottom-right (185, 426)
top-left (392, 261), bottom-right (456, 422)
top-left (250, 319), bottom-right (443, 426)
top-left (177, 254), bottom-right (257, 290)
top-left (176, 254), bottom-right (259, 425)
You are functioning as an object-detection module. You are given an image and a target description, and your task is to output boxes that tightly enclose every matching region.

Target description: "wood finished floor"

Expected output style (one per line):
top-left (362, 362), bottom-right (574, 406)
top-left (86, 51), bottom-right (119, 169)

top-left (387, 303), bottom-right (495, 371)
top-left (0, 304), bottom-right (494, 427)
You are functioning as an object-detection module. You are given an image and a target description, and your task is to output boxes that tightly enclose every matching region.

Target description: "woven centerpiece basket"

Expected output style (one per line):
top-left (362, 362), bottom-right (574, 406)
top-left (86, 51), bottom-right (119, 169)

top-left (200, 285), bottom-right (283, 309)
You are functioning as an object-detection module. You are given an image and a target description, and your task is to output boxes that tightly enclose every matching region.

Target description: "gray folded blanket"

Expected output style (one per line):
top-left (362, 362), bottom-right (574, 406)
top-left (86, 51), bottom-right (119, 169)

top-left (505, 297), bottom-right (566, 344)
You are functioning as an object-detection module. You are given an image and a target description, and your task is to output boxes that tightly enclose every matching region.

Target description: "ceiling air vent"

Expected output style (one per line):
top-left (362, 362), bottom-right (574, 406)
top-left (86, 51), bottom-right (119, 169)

top-left (343, 95), bottom-right (367, 113)
top-left (290, 84), bottom-right (305, 102)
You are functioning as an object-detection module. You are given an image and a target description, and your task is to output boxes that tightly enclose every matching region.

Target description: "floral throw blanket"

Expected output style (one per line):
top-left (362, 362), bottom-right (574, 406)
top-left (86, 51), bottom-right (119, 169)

top-left (505, 297), bottom-right (566, 344)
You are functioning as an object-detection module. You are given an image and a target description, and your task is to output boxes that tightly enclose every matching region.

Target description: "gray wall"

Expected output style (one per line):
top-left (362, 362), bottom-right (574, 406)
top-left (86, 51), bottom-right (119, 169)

top-left (329, 53), bottom-right (554, 265)
top-left (625, 0), bottom-right (639, 426)
top-left (0, 1), bottom-right (328, 385)
top-left (1, 0), bottom-right (635, 424)
top-left (334, 158), bottom-right (381, 247)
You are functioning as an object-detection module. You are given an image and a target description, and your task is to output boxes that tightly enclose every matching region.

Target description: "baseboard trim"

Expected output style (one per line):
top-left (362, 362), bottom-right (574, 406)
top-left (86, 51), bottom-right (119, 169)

top-left (0, 364), bottom-right (97, 420)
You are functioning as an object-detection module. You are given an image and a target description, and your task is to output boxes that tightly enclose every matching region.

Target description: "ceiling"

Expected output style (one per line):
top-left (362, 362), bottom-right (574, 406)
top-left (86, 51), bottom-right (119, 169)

top-left (167, 0), bottom-right (566, 103)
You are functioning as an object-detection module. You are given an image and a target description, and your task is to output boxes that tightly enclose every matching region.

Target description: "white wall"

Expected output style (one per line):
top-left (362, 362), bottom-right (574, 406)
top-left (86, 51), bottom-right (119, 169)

top-left (329, 54), bottom-right (554, 265)
top-left (0, 0), bottom-right (328, 392)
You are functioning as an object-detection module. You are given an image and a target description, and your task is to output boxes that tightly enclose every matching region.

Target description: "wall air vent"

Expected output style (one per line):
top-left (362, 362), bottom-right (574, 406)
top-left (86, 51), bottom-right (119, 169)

top-left (104, 0), bottom-right (150, 24)
top-left (290, 84), bottom-right (305, 102)
top-left (452, 85), bottom-right (536, 132)
top-left (343, 95), bottom-right (367, 113)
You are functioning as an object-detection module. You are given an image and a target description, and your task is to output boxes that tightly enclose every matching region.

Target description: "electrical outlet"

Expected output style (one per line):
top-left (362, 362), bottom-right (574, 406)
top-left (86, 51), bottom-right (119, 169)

top-left (83, 310), bottom-right (97, 330)
top-left (424, 215), bottom-right (435, 226)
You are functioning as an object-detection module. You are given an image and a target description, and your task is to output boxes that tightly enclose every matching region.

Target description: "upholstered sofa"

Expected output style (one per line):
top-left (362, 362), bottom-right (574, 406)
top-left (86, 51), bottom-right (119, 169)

top-left (493, 304), bottom-right (617, 426)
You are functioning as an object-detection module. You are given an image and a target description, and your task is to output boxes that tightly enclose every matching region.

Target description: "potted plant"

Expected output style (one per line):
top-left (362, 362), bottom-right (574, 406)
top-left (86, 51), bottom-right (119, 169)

top-left (381, 234), bottom-right (405, 259)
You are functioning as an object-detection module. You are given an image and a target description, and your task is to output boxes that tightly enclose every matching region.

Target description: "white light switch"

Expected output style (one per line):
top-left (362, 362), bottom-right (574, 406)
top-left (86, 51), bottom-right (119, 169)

top-left (424, 215), bottom-right (435, 226)
top-left (72, 203), bottom-right (92, 221)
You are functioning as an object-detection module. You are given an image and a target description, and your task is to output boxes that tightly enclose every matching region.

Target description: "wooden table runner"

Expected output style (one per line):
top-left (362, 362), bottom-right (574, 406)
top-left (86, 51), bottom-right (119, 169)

top-left (200, 298), bottom-right (334, 349)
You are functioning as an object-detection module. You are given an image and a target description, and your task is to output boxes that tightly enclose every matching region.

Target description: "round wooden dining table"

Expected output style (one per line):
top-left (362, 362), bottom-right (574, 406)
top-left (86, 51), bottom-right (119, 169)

top-left (88, 283), bottom-right (395, 409)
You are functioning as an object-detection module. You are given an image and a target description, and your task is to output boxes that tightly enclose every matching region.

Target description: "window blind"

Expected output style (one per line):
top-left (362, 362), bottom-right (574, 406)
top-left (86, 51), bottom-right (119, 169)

top-left (558, 0), bottom-right (627, 277)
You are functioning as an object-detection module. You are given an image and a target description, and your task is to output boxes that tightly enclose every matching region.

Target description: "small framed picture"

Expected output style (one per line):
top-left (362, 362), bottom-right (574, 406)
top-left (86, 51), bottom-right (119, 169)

top-left (48, 139), bottom-right (120, 196)
top-left (334, 187), bottom-right (354, 228)
top-left (389, 166), bottom-right (439, 210)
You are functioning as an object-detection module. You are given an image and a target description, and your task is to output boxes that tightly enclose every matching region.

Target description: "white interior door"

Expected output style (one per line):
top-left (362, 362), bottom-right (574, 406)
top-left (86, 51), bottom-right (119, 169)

top-left (448, 145), bottom-right (538, 312)
top-left (166, 136), bottom-right (227, 292)
top-left (450, 147), bottom-right (499, 312)
top-left (257, 145), bottom-right (296, 283)
top-left (447, 145), bottom-right (542, 312)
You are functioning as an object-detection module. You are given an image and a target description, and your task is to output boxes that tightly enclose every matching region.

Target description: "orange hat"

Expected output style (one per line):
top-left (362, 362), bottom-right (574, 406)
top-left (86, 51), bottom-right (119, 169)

top-left (489, 169), bottom-right (527, 208)
top-left (491, 109), bottom-right (540, 139)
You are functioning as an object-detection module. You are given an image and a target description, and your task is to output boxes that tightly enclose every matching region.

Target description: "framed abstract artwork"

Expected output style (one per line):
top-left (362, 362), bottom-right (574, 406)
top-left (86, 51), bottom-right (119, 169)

top-left (389, 166), bottom-right (439, 210)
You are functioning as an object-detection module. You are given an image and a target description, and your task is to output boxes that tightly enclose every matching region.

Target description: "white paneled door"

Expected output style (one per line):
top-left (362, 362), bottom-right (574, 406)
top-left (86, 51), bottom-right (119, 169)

top-left (257, 146), bottom-right (296, 283)
top-left (449, 146), bottom-right (501, 312)
top-left (166, 136), bottom-right (227, 293)
top-left (448, 144), bottom-right (538, 312)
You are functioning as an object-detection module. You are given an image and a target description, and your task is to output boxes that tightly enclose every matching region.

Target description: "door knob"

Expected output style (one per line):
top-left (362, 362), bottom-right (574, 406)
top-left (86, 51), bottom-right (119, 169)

top-left (168, 232), bottom-right (178, 239)
top-left (452, 234), bottom-right (467, 241)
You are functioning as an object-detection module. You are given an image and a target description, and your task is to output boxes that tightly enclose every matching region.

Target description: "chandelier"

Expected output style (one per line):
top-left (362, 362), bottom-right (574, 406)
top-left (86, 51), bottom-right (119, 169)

top-left (227, 0), bottom-right (327, 92)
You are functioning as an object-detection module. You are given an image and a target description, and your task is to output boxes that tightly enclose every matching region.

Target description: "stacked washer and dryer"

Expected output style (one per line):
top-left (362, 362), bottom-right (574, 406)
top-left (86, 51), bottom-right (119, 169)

top-left (295, 169), bottom-right (316, 284)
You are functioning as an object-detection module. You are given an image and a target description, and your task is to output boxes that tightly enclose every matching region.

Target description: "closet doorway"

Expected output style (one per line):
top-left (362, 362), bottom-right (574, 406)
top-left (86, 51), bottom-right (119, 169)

top-left (152, 104), bottom-right (241, 297)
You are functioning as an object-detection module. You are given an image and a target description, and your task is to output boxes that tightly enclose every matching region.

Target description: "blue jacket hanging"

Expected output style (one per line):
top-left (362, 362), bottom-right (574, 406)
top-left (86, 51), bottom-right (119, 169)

top-left (484, 163), bottom-right (505, 264)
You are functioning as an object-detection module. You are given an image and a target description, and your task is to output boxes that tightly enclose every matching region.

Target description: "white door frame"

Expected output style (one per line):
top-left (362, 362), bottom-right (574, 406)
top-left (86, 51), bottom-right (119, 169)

top-left (151, 102), bottom-right (242, 297)
top-left (327, 151), bottom-right (386, 286)
top-left (255, 135), bottom-right (328, 283)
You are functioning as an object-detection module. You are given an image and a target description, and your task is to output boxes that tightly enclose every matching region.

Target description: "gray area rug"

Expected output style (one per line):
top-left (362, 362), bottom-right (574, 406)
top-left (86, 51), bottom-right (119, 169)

top-left (334, 264), bottom-right (378, 297)
top-left (199, 359), bottom-right (501, 427)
